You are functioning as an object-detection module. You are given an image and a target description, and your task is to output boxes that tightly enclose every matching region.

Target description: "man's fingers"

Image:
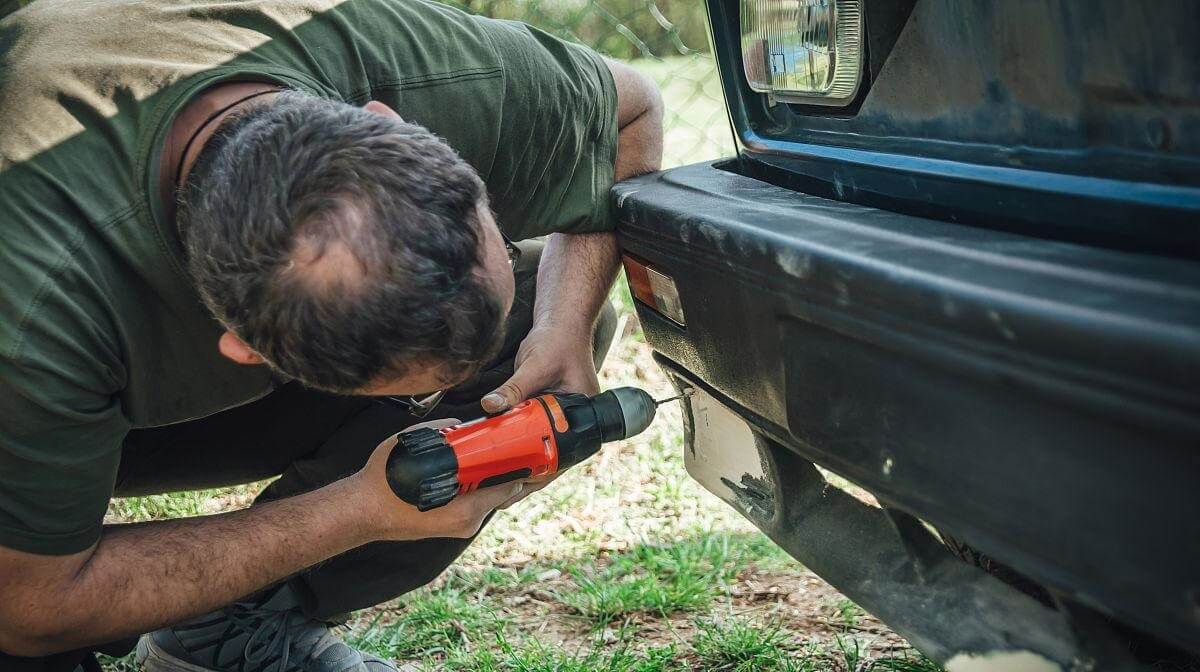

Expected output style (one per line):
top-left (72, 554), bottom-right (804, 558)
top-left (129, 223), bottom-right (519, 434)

top-left (433, 482), bottom-right (521, 538)
top-left (476, 481), bottom-right (523, 511)
top-left (482, 380), bottom-right (526, 414)
top-left (498, 475), bottom-right (555, 509)
top-left (498, 485), bottom-right (532, 509)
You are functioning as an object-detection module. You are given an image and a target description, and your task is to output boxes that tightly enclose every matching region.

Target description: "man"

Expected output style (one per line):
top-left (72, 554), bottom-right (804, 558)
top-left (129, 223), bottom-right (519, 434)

top-left (0, 0), bottom-right (663, 669)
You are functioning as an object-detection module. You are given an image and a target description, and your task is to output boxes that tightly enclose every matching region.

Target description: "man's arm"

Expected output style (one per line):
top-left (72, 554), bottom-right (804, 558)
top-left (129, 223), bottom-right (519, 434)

top-left (0, 433), bottom-right (521, 657)
top-left (609, 58), bottom-right (665, 182)
top-left (482, 59), bottom-right (663, 413)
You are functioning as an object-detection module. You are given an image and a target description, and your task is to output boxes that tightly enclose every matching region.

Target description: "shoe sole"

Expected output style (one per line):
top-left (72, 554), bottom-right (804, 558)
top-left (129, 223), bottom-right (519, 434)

top-left (136, 635), bottom-right (219, 672)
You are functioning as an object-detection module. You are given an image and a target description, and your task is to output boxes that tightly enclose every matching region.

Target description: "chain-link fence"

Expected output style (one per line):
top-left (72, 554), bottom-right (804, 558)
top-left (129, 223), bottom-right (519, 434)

top-left (3, 0), bottom-right (734, 168)
top-left (447, 0), bottom-right (734, 167)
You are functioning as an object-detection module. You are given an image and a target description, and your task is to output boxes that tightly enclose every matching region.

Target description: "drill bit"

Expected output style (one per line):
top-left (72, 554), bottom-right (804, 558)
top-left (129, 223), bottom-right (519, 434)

top-left (654, 388), bottom-right (693, 406)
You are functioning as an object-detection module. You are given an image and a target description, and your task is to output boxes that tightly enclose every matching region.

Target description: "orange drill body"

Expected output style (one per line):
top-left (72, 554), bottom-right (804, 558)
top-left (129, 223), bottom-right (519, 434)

top-left (386, 387), bottom-right (659, 511)
top-left (442, 395), bottom-right (563, 496)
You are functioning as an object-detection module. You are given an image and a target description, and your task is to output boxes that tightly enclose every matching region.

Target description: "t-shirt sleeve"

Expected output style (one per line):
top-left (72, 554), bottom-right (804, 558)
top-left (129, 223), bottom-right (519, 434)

top-left (0, 352), bottom-right (128, 556)
top-left (476, 18), bottom-right (620, 240)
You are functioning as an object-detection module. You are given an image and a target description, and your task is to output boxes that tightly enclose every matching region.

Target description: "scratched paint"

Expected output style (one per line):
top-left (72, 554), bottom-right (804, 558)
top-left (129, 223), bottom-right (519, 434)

top-left (682, 386), bottom-right (773, 522)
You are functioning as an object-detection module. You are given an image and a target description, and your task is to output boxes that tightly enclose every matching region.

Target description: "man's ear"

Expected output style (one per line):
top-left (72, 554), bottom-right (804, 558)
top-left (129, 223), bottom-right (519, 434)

top-left (363, 100), bottom-right (402, 120)
top-left (218, 332), bottom-right (265, 366)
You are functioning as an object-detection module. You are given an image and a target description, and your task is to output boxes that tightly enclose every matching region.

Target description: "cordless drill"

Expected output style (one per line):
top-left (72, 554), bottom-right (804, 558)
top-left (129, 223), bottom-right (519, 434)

top-left (385, 387), bottom-right (675, 510)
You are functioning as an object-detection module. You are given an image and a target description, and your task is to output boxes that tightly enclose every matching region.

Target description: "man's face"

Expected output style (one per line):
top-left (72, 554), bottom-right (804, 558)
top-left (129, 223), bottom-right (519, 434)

top-left (355, 203), bottom-right (516, 397)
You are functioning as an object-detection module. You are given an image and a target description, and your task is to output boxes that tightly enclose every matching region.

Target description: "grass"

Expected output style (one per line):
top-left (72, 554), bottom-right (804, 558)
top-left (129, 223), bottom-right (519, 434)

top-left (835, 598), bottom-right (866, 629)
top-left (352, 588), bottom-right (504, 659)
top-left (433, 636), bottom-right (686, 672)
top-left (340, 589), bottom-right (933, 672)
top-left (692, 618), bottom-right (802, 671)
top-left (106, 483), bottom-right (263, 521)
top-left (560, 537), bottom-right (736, 625)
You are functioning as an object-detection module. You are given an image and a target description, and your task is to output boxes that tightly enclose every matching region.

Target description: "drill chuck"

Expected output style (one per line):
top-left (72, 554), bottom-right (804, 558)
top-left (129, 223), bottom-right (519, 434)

top-left (593, 387), bottom-right (658, 440)
top-left (385, 387), bottom-right (660, 510)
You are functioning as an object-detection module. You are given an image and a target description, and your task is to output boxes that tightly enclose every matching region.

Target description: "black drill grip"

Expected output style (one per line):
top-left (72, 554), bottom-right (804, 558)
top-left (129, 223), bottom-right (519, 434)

top-left (385, 427), bottom-right (460, 511)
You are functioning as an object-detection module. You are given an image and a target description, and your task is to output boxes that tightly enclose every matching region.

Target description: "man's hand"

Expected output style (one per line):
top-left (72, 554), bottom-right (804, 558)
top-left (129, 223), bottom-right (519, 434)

top-left (355, 420), bottom-right (522, 540)
top-left (479, 230), bottom-right (616, 416)
top-left (481, 323), bottom-right (599, 413)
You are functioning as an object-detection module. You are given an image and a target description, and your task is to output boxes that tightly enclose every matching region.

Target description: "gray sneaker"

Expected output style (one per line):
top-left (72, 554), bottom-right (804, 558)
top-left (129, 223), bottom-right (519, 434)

top-left (136, 584), bottom-right (396, 672)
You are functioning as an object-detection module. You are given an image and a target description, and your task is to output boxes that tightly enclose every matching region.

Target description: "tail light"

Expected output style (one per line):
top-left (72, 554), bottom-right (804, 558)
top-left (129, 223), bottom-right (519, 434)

top-left (622, 254), bottom-right (686, 327)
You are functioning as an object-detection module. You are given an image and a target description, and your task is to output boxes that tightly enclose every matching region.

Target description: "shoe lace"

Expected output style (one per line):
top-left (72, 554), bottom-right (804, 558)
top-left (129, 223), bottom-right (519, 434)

top-left (227, 602), bottom-right (330, 671)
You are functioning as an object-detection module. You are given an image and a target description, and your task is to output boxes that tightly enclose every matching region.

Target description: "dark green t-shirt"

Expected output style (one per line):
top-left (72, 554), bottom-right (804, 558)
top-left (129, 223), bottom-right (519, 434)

top-left (0, 0), bottom-right (617, 555)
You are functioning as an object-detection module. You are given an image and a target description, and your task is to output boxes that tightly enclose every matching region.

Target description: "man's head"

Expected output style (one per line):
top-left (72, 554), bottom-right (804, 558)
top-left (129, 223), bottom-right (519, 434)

top-left (179, 91), bottom-right (515, 395)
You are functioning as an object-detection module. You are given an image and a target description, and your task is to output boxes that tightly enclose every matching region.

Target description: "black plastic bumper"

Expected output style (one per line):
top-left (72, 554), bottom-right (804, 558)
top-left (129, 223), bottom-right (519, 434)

top-left (613, 160), bottom-right (1200, 656)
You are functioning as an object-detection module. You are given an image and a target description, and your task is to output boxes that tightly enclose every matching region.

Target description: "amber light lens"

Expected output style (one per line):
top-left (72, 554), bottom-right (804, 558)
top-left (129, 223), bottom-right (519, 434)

top-left (740, 0), bottom-right (863, 105)
top-left (622, 254), bottom-right (686, 327)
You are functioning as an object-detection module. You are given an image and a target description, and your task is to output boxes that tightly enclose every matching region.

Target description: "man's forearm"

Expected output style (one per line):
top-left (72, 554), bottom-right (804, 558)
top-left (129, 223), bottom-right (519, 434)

top-left (529, 85), bottom-right (661, 336)
top-left (6, 477), bottom-right (374, 656)
top-left (532, 231), bottom-right (621, 336)
top-left (529, 57), bottom-right (661, 335)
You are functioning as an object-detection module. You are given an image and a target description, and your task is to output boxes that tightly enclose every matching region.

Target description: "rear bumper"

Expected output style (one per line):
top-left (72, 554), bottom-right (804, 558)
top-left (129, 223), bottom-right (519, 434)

top-left (613, 160), bottom-right (1200, 655)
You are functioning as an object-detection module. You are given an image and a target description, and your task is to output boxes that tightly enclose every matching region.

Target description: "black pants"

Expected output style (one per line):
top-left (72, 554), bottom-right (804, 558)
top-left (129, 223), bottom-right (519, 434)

top-left (4, 240), bottom-right (616, 670)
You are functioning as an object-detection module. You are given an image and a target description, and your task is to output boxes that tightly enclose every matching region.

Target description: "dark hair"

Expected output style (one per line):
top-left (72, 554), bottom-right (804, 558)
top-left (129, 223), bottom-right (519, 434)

top-left (179, 91), bottom-right (505, 394)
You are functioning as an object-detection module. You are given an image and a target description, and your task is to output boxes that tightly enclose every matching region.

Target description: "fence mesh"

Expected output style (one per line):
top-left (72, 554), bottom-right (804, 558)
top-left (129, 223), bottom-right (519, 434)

top-left (3, 0), bottom-right (735, 168)
top-left (446, 0), bottom-right (734, 167)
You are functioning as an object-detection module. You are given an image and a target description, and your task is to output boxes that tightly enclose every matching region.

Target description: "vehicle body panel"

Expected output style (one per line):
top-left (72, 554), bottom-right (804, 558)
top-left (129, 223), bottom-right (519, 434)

top-left (616, 1), bottom-right (1200, 663)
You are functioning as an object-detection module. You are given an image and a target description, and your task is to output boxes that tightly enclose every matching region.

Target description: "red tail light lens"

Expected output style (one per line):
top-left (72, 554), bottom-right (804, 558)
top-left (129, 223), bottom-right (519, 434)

top-left (622, 254), bottom-right (686, 327)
